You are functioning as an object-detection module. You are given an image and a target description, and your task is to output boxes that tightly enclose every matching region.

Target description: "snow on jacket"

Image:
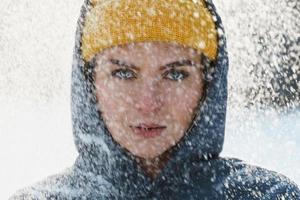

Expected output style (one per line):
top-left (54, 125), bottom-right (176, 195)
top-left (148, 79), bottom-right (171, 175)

top-left (10, 0), bottom-right (300, 199)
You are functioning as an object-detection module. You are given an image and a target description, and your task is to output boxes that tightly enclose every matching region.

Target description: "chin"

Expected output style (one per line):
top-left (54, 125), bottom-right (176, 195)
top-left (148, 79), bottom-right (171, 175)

top-left (129, 147), bottom-right (166, 160)
top-left (128, 137), bottom-right (179, 159)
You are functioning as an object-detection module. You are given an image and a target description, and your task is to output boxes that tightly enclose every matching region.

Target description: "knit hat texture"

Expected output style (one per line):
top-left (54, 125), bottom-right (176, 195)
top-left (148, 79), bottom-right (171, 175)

top-left (82, 0), bottom-right (218, 62)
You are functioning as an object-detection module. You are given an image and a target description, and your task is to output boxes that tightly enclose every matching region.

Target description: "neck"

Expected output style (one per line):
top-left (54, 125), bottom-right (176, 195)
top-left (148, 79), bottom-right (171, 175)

top-left (136, 151), bottom-right (171, 180)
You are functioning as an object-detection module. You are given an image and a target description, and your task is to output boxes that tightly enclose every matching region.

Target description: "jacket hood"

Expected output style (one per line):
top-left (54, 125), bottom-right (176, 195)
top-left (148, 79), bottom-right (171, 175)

top-left (9, 1), bottom-right (300, 199)
top-left (71, 0), bottom-right (228, 194)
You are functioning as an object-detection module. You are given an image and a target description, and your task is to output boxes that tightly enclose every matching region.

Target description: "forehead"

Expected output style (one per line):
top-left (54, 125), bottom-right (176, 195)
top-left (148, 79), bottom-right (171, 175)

top-left (95, 42), bottom-right (201, 65)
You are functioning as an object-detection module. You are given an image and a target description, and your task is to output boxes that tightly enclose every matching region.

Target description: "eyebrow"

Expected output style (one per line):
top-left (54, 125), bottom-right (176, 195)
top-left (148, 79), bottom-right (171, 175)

top-left (109, 58), bottom-right (195, 71)
top-left (109, 59), bottom-right (140, 71)
top-left (160, 59), bottom-right (195, 70)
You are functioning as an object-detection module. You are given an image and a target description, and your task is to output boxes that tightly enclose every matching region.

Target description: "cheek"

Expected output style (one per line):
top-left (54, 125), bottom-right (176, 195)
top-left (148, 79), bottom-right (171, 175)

top-left (165, 85), bottom-right (202, 118)
top-left (96, 81), bottom-right (118, 113)
top-left (162, 86), bottom-right (202, 144)
top-left (95, 80), bottom-right (136, 119)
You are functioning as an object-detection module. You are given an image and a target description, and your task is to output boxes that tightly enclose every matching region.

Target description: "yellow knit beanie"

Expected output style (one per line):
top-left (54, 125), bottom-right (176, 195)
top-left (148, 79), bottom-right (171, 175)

top-left (82, 0), bottom-right (218, 62)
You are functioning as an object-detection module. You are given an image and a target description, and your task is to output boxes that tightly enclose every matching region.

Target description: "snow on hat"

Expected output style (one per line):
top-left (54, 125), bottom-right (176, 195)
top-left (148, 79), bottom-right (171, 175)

top-left (82, 0), bottom-right (218, 62)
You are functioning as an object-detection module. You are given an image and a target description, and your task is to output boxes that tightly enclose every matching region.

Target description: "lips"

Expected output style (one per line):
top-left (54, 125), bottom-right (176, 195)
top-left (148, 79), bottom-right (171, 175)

top-left (130, 123), bottom-right (167, 138)
top-left (137, 123), bottom-right (166, 129)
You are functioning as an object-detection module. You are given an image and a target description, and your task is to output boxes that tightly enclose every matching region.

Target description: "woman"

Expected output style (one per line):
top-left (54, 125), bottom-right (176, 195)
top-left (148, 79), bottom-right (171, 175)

top-left (11, 0), bottom-right (300, 199)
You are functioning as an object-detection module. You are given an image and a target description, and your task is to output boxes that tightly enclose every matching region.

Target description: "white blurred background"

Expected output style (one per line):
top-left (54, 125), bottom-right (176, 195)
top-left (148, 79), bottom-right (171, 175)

top-left (1, 0), bottom-right (299, 199)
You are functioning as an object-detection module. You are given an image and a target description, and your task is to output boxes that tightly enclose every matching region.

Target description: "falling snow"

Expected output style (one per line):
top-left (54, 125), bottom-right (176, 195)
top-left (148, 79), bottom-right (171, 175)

top-left (0, 0), bottom-right (299, 199)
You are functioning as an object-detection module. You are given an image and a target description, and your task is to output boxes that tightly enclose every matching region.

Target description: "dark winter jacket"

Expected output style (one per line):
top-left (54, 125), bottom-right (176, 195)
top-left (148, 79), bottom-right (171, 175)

top-left (10, 0), bottom-right (300, 199)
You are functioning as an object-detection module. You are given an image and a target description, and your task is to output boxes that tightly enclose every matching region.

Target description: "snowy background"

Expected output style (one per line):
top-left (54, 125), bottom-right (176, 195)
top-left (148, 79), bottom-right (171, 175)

top-left (0, 0), bottom-right (299, 199)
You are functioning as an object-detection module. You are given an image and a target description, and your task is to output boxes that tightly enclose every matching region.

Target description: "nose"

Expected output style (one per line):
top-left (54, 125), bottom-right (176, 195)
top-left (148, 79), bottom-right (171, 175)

top-left (135, 81), bottom-right (163, 115)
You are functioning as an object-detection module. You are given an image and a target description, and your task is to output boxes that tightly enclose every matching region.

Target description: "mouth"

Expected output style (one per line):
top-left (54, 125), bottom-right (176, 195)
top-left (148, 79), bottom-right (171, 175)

top-left (130, 123), bottom-right (167, 138)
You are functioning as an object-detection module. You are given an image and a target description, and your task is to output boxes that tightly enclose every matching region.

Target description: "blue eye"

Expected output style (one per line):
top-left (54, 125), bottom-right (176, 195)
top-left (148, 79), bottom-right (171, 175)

top-left (163, 70), bottom-right (189, 81)
top-left (112, 69), bottom-right (137, 80)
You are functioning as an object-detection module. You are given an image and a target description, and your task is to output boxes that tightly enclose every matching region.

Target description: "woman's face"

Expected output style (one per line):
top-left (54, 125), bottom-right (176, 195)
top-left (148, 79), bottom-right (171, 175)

top-left (94, 42), bottom-right (204, 159)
